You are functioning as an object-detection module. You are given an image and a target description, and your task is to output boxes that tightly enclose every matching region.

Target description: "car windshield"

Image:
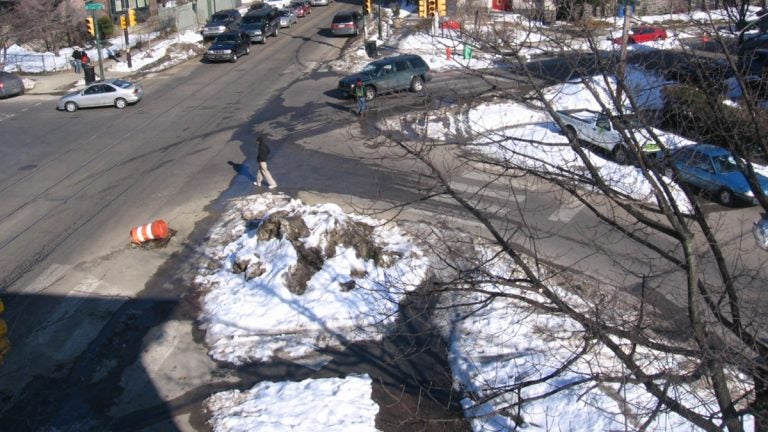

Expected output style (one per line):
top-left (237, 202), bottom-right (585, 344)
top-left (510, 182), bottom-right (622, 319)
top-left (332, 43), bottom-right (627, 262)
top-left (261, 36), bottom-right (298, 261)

top-left (215, 35), bottom-right (237, 44)
top-left (279, 10), bottom-right (291, 16)
top-left (360, 63), bottom-right (384, 74)
top-left (210, 14), bottom-right (230, 23)
top-left (333, 15), bottom-right (353, 23)
top-left (712, 154), bottom-right (741, 173)
top-left (242, 16), bottom-right (263, 24)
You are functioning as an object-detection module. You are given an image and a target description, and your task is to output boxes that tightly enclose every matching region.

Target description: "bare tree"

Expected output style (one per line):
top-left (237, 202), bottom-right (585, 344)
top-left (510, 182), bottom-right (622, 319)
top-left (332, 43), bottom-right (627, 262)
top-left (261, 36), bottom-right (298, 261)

top-left (357, 4), bottom-right (768, 431)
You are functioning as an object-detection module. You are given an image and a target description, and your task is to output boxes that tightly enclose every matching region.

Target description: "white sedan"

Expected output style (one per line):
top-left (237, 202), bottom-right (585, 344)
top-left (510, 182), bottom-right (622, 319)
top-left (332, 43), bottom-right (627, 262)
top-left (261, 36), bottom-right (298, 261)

top-left (57, 79), bottom-right (143, 112)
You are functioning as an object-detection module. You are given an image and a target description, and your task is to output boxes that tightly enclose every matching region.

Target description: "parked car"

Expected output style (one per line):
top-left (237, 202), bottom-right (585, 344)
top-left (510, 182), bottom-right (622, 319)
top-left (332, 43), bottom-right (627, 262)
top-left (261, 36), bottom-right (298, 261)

top-left (612, 26), bottom-right (667, 44)
top-left (310, 0), bottom-right (331, 6)
top-left (266, 0), bottom-right (292, 8)
top-left (553, 109), bottom-right (662, 164)
top-left (0, 71), bottom-right (24, 99)
top-left (291, 1), bottom-right (311, 17)
top-left (201, 9), bottom-right (242, 40)
top-left (241, 8), bottom-right (281, 43)
top-left (204, 31), bottom-right (251, 62)
top-left (338, 54), bottom-right (432, 101)
top-left (669, 144), bottom-right (768, 206)
top-left (57, 79), bottom-right (143, 112)
top-left (331, 11), bottom-right (364, 37)
top-left (278, 8), bottom-right (298, 28)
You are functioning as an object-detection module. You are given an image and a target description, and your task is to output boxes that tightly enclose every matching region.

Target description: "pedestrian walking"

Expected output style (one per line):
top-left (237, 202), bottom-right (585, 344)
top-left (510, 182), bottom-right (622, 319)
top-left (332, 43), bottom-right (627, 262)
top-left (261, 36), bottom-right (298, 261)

top-left (354, 78), bottom-right (366, 116)
top-left (71, 48), bottom-right (82, 74)
top-left (253, 136), bottom-right (278, 189)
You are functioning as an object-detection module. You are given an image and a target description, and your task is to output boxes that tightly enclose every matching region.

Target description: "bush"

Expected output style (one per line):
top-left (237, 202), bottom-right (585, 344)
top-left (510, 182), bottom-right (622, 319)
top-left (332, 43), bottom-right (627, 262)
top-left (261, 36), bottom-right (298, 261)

top-left (97, 16), bottom-right (114, 38)
top-left (662, 85), bottom-right (768, 161)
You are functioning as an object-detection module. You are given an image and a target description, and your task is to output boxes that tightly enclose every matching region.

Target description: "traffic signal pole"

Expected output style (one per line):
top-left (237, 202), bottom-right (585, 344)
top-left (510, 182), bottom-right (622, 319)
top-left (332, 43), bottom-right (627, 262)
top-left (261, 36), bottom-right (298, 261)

top-left (122, 1), bottom-right (132, 68)
top-left (92, 9), bottom-right (105, 81)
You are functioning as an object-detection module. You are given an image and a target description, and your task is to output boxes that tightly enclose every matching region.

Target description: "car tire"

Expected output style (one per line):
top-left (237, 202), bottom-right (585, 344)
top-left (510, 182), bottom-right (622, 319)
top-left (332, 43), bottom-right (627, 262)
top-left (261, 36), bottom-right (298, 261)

top-left (410, 76), bottom-right (424, 92)
top-left (231, 53), bottom-right (238, 63)
top-left (613, 146), bottom-right (629, 165)
top-left (65, 101), bottom-right (78, 112)
top-left (563, 125), bottom-right (577, 142)
top-left (115, 98), bottom-right (127, 109)
top-left (245, 46), bottom-right (250, 55)
top-left (718, 188), bottom-right (735, 206)
top-left (364, 86), bottom-right (375, 101)
top-left (275, 27), bottom-right (279, 37)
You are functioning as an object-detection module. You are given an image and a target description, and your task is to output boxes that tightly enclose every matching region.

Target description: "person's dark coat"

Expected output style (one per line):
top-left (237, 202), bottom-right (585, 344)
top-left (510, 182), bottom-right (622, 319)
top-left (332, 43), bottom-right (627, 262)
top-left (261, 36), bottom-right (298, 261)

top-left (256, 137), bottom-right (271, 163)
top-left (72, 49), bottom-right (82, 61)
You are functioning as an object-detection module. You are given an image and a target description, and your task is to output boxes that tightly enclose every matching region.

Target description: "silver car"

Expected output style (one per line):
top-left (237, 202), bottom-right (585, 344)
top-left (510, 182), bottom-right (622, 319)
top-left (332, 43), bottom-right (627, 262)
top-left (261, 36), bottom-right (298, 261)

top-left (279, 9), bottom-right (298, 28)
top-left (0, 71), bottom-right (25, 98)
top-left (57, 79), bottom-right (144, 112)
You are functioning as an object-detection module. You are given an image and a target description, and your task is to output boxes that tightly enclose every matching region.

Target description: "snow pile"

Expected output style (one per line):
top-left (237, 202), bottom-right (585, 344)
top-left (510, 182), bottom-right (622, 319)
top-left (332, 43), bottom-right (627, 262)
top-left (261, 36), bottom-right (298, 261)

top-left (436, 246), bottom-right (755, 431)
top-left (205, 374), bottom-right (381, 432)
top-left (195, 194), bottom-right (429, 365)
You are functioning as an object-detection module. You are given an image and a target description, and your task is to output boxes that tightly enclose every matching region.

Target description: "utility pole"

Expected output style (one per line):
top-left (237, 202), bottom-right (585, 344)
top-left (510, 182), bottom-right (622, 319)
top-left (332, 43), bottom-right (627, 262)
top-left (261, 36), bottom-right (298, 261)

top-left (122, 0), bottom-right (132, 68)
top-left (85, 1), bottom-right (105, 81)
top-left (616, 0), bottom-right (632, 109)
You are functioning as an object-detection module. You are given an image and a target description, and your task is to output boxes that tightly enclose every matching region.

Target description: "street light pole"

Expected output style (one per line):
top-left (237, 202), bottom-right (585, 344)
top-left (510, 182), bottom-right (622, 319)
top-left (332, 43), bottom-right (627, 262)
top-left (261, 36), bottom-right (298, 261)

top-left (85, 1), bottom-right (106, 81)
top-left (123, 0), bottom-right (132, 68)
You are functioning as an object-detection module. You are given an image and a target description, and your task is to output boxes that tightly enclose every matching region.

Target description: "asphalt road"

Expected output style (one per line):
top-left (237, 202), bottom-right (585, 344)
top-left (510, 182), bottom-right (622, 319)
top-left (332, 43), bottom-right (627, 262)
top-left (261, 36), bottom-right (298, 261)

top-left (1, 11), bottom-right (768, 431)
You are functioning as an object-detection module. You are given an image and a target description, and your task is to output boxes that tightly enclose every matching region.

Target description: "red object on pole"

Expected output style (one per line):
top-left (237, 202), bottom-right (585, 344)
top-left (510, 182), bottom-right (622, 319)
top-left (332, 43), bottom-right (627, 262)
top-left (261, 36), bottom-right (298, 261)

top-left (130, 220), bottom-right (170, 244)
top-left (446, 47), bottom-right (452, 60)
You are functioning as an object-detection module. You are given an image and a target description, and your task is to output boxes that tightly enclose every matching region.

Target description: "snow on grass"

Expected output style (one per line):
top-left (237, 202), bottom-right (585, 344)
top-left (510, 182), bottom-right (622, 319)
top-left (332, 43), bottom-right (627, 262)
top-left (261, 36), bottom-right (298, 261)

top-left (195, 194), bottom-right (429, 365)
top-left (205, 374), bottom-right (380, 432)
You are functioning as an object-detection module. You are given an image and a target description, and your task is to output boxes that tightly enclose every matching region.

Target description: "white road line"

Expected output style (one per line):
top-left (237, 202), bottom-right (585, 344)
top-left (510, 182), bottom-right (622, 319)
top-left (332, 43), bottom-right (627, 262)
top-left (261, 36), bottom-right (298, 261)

top-left (19, 263), bottom-right (70, 294)
top-left (548, 196), bottom-right (584, 223)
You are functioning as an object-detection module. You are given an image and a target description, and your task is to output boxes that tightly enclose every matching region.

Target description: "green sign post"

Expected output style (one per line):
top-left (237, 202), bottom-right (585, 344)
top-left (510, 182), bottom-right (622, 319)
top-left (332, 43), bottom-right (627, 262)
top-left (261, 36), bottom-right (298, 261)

top-left (84, 2), bottom-right (105, 82)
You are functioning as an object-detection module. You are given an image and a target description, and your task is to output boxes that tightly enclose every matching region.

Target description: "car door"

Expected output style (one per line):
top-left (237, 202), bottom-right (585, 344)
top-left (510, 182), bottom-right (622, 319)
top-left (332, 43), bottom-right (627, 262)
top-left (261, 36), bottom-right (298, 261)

top-left (392, 59), bottom-right (411, 90)
top-left (79, 84), bottom-right (108, 107)
top-left (681, 150), bottom-right (716, 190)
top-left (376, 63), bottom-right (396, 93)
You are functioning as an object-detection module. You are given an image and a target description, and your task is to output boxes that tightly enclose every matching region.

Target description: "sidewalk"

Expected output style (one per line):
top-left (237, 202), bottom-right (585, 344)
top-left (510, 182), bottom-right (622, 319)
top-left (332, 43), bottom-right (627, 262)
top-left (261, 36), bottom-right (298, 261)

top-left (25, 58), bottom-right (132, 95)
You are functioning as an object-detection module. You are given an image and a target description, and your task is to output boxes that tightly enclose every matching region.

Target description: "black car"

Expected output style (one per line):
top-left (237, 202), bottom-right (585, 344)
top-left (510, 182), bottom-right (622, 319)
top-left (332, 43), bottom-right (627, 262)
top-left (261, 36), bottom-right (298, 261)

top-left (331, 11), bottom-right (364, 37)
top-left (204, 31), bottom-right (251, 63)
top-left (338, 54), bottom-right (432, 100)
top-left (241, 8), bottom-right (281, 44)
top-left (201, 9), bottom-right (242, 40)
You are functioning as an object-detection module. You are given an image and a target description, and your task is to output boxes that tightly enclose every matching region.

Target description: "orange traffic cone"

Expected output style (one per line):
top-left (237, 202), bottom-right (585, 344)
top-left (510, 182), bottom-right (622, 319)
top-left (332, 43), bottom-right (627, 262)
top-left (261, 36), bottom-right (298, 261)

top-left (130, 219), bottom-right (170, 244)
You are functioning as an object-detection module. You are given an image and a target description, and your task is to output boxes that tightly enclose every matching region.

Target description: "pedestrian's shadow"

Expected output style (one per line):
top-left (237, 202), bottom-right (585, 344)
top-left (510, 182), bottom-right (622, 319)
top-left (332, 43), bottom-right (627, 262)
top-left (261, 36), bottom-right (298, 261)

top-left (227, 160), bottom-right (256, 182)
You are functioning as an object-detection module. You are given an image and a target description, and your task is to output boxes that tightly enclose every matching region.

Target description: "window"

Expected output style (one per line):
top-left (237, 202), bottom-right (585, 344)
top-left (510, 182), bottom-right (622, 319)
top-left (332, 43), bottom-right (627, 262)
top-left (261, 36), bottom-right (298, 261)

top-left (394, 61), bottom-right (408, 72)
top-left (595, 114), bottom-right (611, 130)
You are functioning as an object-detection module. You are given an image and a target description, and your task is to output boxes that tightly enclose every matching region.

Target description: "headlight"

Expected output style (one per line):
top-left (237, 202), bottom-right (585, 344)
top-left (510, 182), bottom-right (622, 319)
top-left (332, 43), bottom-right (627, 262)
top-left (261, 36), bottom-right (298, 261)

top-left (254, 30), bottom-right (262, 34)
top-left (745, 190), bottom-right (755, 197)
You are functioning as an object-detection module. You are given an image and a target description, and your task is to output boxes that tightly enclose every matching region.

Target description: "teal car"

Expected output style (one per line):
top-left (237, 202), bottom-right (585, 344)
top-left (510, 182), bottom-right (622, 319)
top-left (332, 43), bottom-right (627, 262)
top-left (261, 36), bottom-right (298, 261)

top-left (338, 54), bottom-right (432, 101)
top-left (671, 144), bottom-right (768, 206)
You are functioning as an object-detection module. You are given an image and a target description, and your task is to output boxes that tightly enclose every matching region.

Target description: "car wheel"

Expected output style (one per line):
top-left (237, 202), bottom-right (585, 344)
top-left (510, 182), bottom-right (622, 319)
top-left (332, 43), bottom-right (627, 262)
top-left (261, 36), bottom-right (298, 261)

top-left (563, 125), bottom-right (577, 141)
top-left (65, 101), bottom-right (78, 112)
top-left (231, 53), bottom-right (238, 63)
top-left (718, 188), bottom-right (735, 206)
top-left (410, 76), bottom-right (424, 92)
top-left (613, 146), bottom-right (629, 165)
top-left (275, 27), bottom-right (279, 36)
top-left (364, 86), bottom-right (375, 101)
top-left (115, 98), bottom-right (127, 109)
top-left (245, 46), bottom-right (250, 55)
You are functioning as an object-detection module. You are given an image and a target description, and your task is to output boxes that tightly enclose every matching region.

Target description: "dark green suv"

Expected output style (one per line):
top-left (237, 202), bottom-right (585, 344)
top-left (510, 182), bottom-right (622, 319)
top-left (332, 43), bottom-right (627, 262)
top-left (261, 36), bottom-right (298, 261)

top-left (338, 54), bottom-right (432, 101)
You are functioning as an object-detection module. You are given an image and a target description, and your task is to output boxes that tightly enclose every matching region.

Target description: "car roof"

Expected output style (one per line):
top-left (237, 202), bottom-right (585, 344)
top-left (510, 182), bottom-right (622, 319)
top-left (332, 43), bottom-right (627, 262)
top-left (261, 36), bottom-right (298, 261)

top-left (370, 54), bottom-right (423, 64)
top-left (246, 7), bottom-right (276, 16)
top-left (689, 144), bottom-right (730, 156)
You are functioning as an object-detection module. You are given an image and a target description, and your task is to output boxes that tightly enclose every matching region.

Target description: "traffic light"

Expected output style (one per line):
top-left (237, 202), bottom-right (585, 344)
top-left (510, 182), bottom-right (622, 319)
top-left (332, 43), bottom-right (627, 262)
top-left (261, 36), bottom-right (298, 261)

top-left (127, 8), bottom-right (137, 26)
top-left (119, 15), bottom-right (127, 30)
top-left (362, 0), bottom-right (372, 16)
top-left (85, 16), bottom-right (95, 36)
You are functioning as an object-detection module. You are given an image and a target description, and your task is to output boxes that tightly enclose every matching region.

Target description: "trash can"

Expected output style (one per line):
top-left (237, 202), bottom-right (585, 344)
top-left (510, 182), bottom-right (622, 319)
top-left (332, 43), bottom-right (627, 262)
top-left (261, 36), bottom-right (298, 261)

top-left (83, 64), bottom-right (96, 85)
top-left (463, 45), bottom-right (473, 60)
top-left (364, 40), bottom-right (378, 59)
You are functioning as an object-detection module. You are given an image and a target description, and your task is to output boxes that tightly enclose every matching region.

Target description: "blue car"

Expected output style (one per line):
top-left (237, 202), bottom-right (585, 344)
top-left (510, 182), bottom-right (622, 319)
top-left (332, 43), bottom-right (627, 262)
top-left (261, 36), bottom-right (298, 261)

top-left (671, 144), bottom-right (768, 206)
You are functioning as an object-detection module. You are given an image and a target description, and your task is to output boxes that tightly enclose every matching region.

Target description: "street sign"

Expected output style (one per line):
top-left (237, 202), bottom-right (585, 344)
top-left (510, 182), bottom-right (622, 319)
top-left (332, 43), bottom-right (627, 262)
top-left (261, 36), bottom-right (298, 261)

top-left (85, 2), bottom-right (104, 10)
